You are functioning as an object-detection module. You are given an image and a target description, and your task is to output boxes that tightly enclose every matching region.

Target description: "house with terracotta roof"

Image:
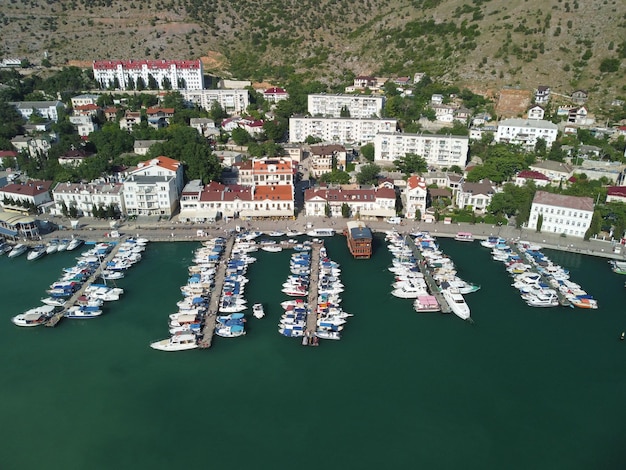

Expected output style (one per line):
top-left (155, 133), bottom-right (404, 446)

top-left (0, 180), bottom-right (53, 212)
top-left (455, 180), bottom-right (496, 213)
top-left (606, 186), bottom-right (626, 204)
top-left (527, 191), bottom-right (594, 237)
top-left (514, 170), bottom-right (551, 187)
top-left (232, 159), bottom-right (254, 186)
top-left (146, 107), bottom-right (175, 129)
top-left (103, 107), bottom-right (119, 122)
top-left (263, 87), bottom-right (289, 103)
top-left (51, 181), bottom-right (125, 217)
top-left (303, 187), bottom-right (396, 218)
top-left (242, 185), bottom-right (294, 219)
top-left (119, 111), bottom-right (142, 131)
top-left (123, 156), bottom-right (184, 217)
top-left (402, 175), bottom-right (428, 220)
top-left (252, 157), bottom-right (294, 186)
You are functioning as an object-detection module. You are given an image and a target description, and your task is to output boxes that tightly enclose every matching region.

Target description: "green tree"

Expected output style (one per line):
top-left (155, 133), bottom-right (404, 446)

top-left (318, 170), bottom-right (350, 184)
top-left (394, 153), bottom-right (427, 175)
top-left (136, 76), bottom-right (146, 91)
top-left (324, 203), bottom-right (331, 217)
top-left (585, 211), bottom-right (602, 240)
top-left (341, 203), bottom-right (350, 218)
top-left (599, 58), bottom-right (620, 73)
top-left (147, 74), bottom-right (158, 90)
top-left (536, 213), bottom-right (543, 232)
top-left (209, 102), bottom-right (227, 122)
top-left (356, 163), bottom-right (380, 185)
top-left (360, 143), bottom-right (375, 162)
top-left (231, 127), bottom-right (252, 146)
top-left (305, 135), bottom-right (323, 145)
top-left (340, 105), bottom-right (351, 117)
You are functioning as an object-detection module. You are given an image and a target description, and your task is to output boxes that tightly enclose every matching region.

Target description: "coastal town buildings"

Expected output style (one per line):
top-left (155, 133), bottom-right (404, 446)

top-left (93, 59), bottom-right (203, 90)
top-left (0, 180), bottom-right (53, 212)
top-left (69, 115), bottom-right (98, 137)
top-left (514, 170), bottom-right (551, 187)
top-left (288, 116), bottom-right (397, 145)
top-left (122, 156), bottom-right (184, 217)
top-left (263, 87), bottom-right (289, 103)
top-left (180, 89), bottom-right (249, 114)
top-left (0, 212), bottom-right (40, 240)
top-left (9, 100), bottom-right (65, 123)
top-left (606, 186), bottom-right (626, 204)
top-left (307, 94), bottom-right (385, 118)
top-left (178, 181), bottom-right (252, 222)
top-left (51, 181), bottom-right (125, 217)
top-left (495, 118), bottom-right (559, 149)
top-left (309, 145), bottom-right (349, 177)
top-left (189, 118), bottom-right (218, 138)
top-left (58, 148), bottom-right (93, 167)
top-left (303, 186), bottom-right (396, 218)
top-left (11, 134), bottom-right (56, 156)
top-left (70, 94), bottom-right (99, 108)
top-left (454, 180), bottom-right (496, 213)
top-left (528, 191), bottom-right (594, 238)
top-left (134, 140), bottom-right (166, 156)
top-left (373, 132), bottom-right (469, 168)
top-left (528, 161), bottom-right (574, 185)
top-left (402, 175), bottom-right (428, 220)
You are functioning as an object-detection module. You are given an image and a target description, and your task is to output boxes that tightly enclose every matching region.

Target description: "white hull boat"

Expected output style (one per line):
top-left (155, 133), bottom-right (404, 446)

top-left (7, 244), bottom-right (28, 259)
top-left (12, 305), bottom-right (58, 327)
top-left (442, 288), bottom-right (471, 320)
top-left (150, 333), bottom-right (198, 351)
top-left (252, 303), bottom-right (265, 319)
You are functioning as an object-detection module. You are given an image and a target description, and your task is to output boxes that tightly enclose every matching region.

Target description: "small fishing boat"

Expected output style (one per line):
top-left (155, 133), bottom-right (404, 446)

top-left (252, 303), bottom-right (265, 319)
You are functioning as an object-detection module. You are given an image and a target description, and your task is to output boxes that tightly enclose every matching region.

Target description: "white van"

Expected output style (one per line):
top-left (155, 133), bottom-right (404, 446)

top-left (386, 217), bottom-right (402, 225)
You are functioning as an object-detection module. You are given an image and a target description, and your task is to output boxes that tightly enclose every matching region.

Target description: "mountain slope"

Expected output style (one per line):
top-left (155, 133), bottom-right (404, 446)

top-left (0, 0), bottom-right (624, 104)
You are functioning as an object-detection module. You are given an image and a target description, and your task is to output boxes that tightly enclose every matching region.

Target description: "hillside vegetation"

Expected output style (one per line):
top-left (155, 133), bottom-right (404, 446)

top-left (0, 0), bottom-right (625, 106)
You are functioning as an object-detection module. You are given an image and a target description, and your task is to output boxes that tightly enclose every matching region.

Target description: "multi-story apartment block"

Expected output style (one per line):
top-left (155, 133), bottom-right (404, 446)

top-left (123, 156), bottom-right (184, 217)
top-left (309, 144), bottom-right (348, 177)
top-left (403, 175), bottom-right (428, 220)
top-left (51, 181), bottom-right (125, 217)
top-left (495, 118), bottom-right (558, 149)
top-left (9, 100), bottom-right (65, 123)
top-left (180, 89), bottom-right (249, 114)
top-left (93, 59), bottom-right (203, 90)
top-left (289, 117), bottom-right (397, 145)
top-left (374, 132), bottom-right (469, 168)
top-left (308, 94), bottom-right (385, 118)
top-left (252, 157), bottom-right (294, 186)
top-left (528, 191), bottom-right (594, 238)
top-left (0, 180), bottom-right (52, 212)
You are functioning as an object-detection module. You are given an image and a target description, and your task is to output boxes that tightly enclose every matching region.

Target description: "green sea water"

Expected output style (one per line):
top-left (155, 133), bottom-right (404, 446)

top-left (1, 236), bottom-right (625, 470)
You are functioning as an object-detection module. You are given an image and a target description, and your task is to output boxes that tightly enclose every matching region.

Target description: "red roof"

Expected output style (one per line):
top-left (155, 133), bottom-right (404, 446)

top-left (407, 175), bottom-right (427, 190)
top-left (137, 156), bottom-right (181, 172)
top-left (517, 170), bottom-right (550, 181)
top-left (75, 104), bottom-right (100, 111)
top-left (146, 107), bottom-right (175, 115)
top-left (1, 180), bottom-right (52, 196)
top-left (0, 150), bottom-right (18, 158)
top-left (264, 87), bottom-right (287, 94)
top-left (607, 186), bottom-right (626, 198)
top-left (93, 59), bottom-right (201, 70)
top-left (253, 185), bottom-right (293, 201)
top-left (305, 187), bottom-right (395, 202)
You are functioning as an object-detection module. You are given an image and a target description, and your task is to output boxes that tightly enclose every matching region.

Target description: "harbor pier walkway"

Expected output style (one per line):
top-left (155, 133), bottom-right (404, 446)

top-left (198, 236), bottom-right (236, 348)
top-left (46, 242), bottom-right (123, 327)
top-left (305, 242), bottom-right (322, 337)
top-left (405, 235), bottom-right (451, 314)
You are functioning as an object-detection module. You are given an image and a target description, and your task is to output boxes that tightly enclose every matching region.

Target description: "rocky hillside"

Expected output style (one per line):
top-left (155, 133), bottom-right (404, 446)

top-left (0, 0), bottom-right (624, 105)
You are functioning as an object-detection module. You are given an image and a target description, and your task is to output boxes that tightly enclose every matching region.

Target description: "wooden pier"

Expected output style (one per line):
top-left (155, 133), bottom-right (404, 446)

top-left (304, 242), bottom-right (322, 337)
top-left (197, 236), bottom-right (236, 348)
top-left (405, 236), bottom-right (452, 314)
top-left (46, 242), bottom-right (123, 327)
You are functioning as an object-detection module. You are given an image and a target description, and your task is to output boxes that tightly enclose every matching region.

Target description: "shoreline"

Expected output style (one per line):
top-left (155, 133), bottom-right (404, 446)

top-left (20, 215), bottom-right (626, 261)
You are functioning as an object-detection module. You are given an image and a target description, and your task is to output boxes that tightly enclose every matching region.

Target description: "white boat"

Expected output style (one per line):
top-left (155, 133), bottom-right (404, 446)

top-left (150, 333), bottom-right (198, 351)
top-left (307, 228), bottom-right (335, 237)
top-left (27, 244), bottom-right (47, 261)
top-left (442, 287), bottom-right (471, 320)
top-left (57, 239), bottom-right (70, 252)
top-left (215, 325), bottom-right (246, 337)
top-left (101, 270), bottom-right (125, 280)
top-left (7, 244), bottom-right (28, 259)
top-left (46, 239), bottom-right (60, 254)
top-left (66, 238), bottom-right (84, 251)
top-left (64, 306), bottom-right (103, 318)
top-left (267, 231), bottom-right (285, 237)
top-left (252, 303), bottom-right (265, 319)
top-left (11, 305), bottom-right (58, 327)
top-left (261, 245), bottom-right (283, 253)
top-left (454, 232), bottom-right (474, 242)
top-left (413, 295), bottom-right (441, 313)
top-left (315, 330), bottom-right (341, 340)
top-left (41, 297), bottom-right (67, 307)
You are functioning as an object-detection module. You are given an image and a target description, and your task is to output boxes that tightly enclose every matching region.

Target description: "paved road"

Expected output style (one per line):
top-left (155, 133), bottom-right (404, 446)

top-left (39, 214), bottom-right (625, 261)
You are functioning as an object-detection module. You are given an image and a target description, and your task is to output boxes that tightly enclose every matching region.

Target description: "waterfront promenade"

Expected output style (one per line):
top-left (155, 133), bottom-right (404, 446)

top-left (37, 214), bottom-right (626, 261)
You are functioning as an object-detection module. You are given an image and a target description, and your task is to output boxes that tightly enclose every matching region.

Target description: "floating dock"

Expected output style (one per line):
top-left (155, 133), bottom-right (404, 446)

top-left (46, 242), bottom-right (122, 327)
top-left (305, 242), bottom-right (322, 337)
top-left (405, 235), bottom-right (452, 314)
top-left (197, 236), bottom-right (236, 348)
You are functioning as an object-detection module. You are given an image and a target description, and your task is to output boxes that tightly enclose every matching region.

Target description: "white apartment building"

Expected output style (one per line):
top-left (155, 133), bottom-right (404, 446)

top-left (455, 180), bottom-right (496, 213)
top-left (69, 115), bottom-right (98, 137)
top-left (495, 118), bottom-right (558, 149)
top-left (289, 117), bottom-right (397, 145)
top-left (93, 60), bottom-right (203, 90)
top-left (308, 94), bottom-right (385, 119)
top-left (528, 191), bottom-right (594, 238)
top-left (70, 94), bottom-right (100, 108)
top-left (9, 101), bottom-right (65, 123)
top-left (51, 182), bottom-right (125, 217)
top-left (123, 156), bottom-right (184, 217)
top-left (181, 89), bottom-right (249, 114)
top-left (374, 132), bottom-right (469, 168)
